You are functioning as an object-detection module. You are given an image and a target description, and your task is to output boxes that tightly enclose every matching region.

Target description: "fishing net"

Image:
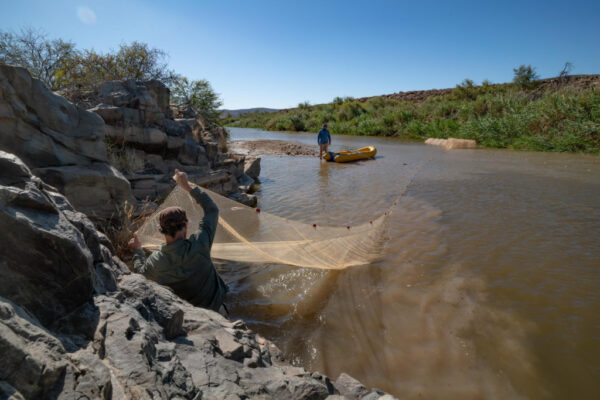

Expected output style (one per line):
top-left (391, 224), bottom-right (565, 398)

top-left (136, 186), bottom-right (391, 270)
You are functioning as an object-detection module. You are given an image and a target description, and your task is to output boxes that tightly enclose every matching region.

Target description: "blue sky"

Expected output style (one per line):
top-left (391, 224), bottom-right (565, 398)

top-left (2, 0), bottom-right (599, 109)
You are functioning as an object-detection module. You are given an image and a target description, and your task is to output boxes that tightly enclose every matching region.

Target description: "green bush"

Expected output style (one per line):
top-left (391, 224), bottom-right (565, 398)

top-left (513, 64), bottom-right (540, 88)
top-left (227, 82), bottom-right (600, 153)
top-left (337, 102), bottom-right (365, 121)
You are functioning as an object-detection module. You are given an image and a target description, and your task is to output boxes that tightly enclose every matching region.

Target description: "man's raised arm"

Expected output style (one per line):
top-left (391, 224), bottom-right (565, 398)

top-left (173, 169), bottom-right (219, 246)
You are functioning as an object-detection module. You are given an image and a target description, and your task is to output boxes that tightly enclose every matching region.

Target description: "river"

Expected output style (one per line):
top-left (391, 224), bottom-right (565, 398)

top-left (221, 127), bottom-right (600, 399)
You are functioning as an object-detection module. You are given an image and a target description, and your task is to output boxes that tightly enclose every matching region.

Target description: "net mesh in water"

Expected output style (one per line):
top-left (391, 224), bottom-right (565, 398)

top-left (136, 186), bottom-right (390, 270)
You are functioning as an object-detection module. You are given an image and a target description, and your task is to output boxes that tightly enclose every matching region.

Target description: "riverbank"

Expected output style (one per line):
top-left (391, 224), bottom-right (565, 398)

top-left (229, 139), bottom-right (317, 156)
top-left (224, 75), bottom-right (600, 153)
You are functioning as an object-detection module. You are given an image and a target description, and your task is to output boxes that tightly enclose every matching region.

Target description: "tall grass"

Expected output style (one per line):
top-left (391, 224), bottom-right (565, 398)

top-left (226, 84), bottom-right (600, 153)
top-left (104, 198), bottom-right (155, 263)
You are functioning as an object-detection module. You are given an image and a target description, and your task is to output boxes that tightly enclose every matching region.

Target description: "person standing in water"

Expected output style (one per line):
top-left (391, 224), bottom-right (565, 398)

top-left (317, 123), bottom-right (331, 159)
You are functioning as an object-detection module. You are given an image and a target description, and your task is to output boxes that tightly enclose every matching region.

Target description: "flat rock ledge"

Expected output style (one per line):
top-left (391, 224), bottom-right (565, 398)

top-left (0, 150), bottom-right (395, 399)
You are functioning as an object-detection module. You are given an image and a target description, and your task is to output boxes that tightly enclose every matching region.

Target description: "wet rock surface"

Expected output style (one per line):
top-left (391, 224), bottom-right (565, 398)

top-left (0, 151), bottom-right (396, 399)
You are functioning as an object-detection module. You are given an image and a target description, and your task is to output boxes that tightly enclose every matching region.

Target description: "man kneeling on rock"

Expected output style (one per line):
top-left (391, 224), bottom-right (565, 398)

top-left (128, 169), bottom-right (228, 316)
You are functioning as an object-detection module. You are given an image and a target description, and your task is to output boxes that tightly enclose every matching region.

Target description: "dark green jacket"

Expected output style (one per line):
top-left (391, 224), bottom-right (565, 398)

top-left (133, 187), bottom-right (227, 311)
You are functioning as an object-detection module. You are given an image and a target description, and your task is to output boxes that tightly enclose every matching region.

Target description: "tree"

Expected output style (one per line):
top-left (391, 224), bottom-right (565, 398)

top-left (454, 78), bottom-right (477, 99)
top-left (112, 42), bottom-right (177, 85)
top-left (457, 78), bottom-right (475, 88)
top-left (333, 96), bottom-right (354, 105)
top-left (559, 62), bottom-right (573, 79)
top-left (1, 28), bottom-right (223, 124)
top-left (0, 31), bottom-right (179, 91)
top-left (59, 42), bottom-right (178, 90)
top-left (333, 96), bottom-right (344, 105)
top-left (0, 28), bottom-right (77, 90)
top-left (171, 77), bottom-right (223, 124)
top-left (513, 64), bottom-right (539, 87)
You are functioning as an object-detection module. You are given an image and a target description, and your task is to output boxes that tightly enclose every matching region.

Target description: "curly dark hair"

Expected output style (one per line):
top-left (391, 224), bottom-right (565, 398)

top-left (158, 207), bottom-right (188, 237)
top-left (159, 221), bottom-right (188, 237)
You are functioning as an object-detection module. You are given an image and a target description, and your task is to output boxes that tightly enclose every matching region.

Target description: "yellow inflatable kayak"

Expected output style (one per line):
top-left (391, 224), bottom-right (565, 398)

top-left (323, 146), bottom-right (377, 163)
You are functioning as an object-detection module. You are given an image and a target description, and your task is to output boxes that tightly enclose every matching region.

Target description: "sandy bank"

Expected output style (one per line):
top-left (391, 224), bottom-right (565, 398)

top-left (229, 139), bottom-right (317, 156)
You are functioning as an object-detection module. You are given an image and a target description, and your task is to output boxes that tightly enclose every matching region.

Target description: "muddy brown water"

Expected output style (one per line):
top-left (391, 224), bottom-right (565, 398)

top-left (221, 128), bottom-right (600, 399)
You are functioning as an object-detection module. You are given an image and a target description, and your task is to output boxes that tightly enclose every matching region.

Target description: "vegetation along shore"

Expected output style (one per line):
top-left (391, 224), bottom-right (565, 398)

top-left (224, 69), bottom-right (600, 153)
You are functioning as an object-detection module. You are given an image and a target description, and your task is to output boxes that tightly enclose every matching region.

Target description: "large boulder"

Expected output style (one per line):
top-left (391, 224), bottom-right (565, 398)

top-left (87, 103), bottom-right (141, 126)
top-left (177, 140), bottom-right (209, 166)
top-left (0, 298), bottom-right (71, 399)
top-left (35, 163), bottom-right (136, 222)
top-left (0, 151), bottom-right (94, 326)
top-left (0, 65), bottom-right (135, 221)
top-left (176, 117), bottom-right (205, 140)
top-left (244, 156), bottom-right (261, 180)
top-left (0, 65), bottom-right (107, 167)
top-left (96, 79), bottom-right (170, 124)
top-left (104, 125), bottom-right (168, 151)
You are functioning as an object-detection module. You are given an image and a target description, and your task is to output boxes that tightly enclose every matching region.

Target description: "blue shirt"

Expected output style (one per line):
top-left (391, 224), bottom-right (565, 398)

top-left (317, 129), bottom-right (331, 144)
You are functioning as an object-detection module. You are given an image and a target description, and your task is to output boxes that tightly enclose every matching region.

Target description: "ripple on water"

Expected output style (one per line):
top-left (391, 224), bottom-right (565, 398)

top-left (222, 128), bottom-right (600, 399)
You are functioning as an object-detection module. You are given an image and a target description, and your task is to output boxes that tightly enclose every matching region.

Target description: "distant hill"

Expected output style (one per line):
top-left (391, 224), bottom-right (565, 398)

top-left (220, 107), bottom-right (279, 118)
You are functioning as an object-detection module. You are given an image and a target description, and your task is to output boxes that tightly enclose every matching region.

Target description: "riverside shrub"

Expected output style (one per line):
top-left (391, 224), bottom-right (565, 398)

top-left (227, 84), bottom-right (600, 153)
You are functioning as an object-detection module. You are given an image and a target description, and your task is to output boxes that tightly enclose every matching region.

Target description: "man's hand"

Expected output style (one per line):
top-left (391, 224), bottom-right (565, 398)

top-left (173, 169), bottom-right (193, 192)
top-left (128, 232), bottom-right (142, 251)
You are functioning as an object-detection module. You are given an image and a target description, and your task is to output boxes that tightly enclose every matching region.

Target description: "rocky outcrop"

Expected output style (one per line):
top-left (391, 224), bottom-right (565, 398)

top-left (0, 65), bottom-right (135, 222)
top-left (82, 80), bottom-right (258, 206)
top-left (0, 64), bottom-right (257, 226)
top-left (0, 150), bottom-right (394, 399)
